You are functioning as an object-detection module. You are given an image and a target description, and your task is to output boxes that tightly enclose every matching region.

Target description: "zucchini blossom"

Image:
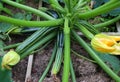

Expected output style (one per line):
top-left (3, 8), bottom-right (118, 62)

top-left (2, 49), bottom-right (20, 70)
top-left (91, 33), bottom-right (120, 55)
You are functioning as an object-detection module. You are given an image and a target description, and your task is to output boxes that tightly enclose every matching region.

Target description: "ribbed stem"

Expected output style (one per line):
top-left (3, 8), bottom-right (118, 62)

top-left (49, 0), bottom-right (65, 13)
top-left (79, 0), bottom-right (120, 19)
top-left (0, 15), bottom-right (63, 27)
top-left (63, 0), bottom-right (70, 12)
top-left (76, 23), bottom-right (94, 40)
top-left (62, 18), bottom-right (70, 82)
top-left (94, 15), bottom-right (120, 28)
top-left (20, 32), bottom-right (56, 59)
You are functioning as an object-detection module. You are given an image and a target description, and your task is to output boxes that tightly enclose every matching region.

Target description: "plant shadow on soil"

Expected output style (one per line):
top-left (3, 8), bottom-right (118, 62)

top-left (9, 35), bottom-right (115, 82)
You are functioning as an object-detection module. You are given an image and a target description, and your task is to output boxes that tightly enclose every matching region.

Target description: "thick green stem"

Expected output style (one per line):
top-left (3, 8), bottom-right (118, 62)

top-left (79, 0), bottom-right (120, 19)
top-left (76, 23), bottom-right (94, 40)
top-left (94, 15), bottom-right (120, 28)
top-left (2, 0), bottom-right (54, 20)
top-left (62, 18), bottom-right (70, 82)
top-left (39, 44), bottom-right (57, 82)
top-left (74, 0), bottom-right (86, 10)
top-left (20, 32), bottom-right (56, 59)
top-left (0, 15), bottom-right (63, 27)
top-left (49, 0), bottom-right (65, 13)
top-left (72, 30), bottom-right (120, 82)
top-left (64, 0), bottom-right (70, 12)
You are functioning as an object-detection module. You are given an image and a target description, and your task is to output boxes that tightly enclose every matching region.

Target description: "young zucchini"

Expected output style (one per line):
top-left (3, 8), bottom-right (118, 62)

top-left (16, 27), bottom-right (55, 54)
top-left (20, 31), bottom-right (57, 59)
top-left (51, 31), bottom-right (64, 75)
top-left (19, 27), bottom-right (56, 54)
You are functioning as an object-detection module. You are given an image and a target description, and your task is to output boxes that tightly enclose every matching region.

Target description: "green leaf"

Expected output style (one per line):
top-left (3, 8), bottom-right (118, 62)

top-left (0, 57), bottom-right (13, 82)
top-left (0, 34), bottom-right (7, 40)
top-left (25, 13), bottom-right (32, 20)
top-left (0, 41), bottom-right (13, 82)
top-left (0, 23), bottom-right (12, 33)
top-left (13, 13), bottom-right (32, 20)
top-left (108, 8), bottom-right (120, 16)
top-left (93, 0), bottom-right (109, 8)
top-left (14, 13), bottom-right (26, 20)
top-left (0, 40), bottom-right (5, 56)
top-left (96, 52), bottom-right (120, 74)
top-left (0, 40), bottom-right (5, 48)
top-left (90, 43), bottom-right (120, 74)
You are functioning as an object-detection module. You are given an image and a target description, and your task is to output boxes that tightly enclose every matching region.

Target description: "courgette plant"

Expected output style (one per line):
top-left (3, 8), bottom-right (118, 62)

top-left (0, 0), bottom-right (120, 82)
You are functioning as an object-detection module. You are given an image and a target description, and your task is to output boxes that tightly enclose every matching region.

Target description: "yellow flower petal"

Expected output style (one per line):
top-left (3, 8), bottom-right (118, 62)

top-left (110, 43), bottom-right (120, 55)
top-left (91, 38), bottom-right (115, 53)
top-left (95, 33), bottom-right (116, 46)
top-left (91, 33), bottom-right (120, 54)
top-left (110, 36), bottom-right (120, 42)
top-left (2, 49), bottom-right (20, 70)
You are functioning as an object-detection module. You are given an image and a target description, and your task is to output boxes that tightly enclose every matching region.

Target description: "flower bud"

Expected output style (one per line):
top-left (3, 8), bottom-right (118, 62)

top-left (2, 49), bottom-right (20, 70)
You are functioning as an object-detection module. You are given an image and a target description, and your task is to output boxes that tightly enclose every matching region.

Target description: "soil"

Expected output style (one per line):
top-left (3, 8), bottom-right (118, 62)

top-left (9, 35), bottom-right (115, 82)
top-left (2, 1), bottom-right (116, 82)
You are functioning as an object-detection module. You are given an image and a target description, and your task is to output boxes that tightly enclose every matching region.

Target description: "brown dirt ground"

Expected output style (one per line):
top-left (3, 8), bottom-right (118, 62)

top-left (10, 35), bottom-right (115, 82)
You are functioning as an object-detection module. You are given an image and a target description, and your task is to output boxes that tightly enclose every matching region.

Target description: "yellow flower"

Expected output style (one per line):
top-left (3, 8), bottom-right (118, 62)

top-left (2, 49), bottom-right (20, 70)
top-left (91, 33), bottom-right (120, 55)
top-left (110, 36), bottom-right (120, 41)
top-left (111, 43), bottom-right (120, 54)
